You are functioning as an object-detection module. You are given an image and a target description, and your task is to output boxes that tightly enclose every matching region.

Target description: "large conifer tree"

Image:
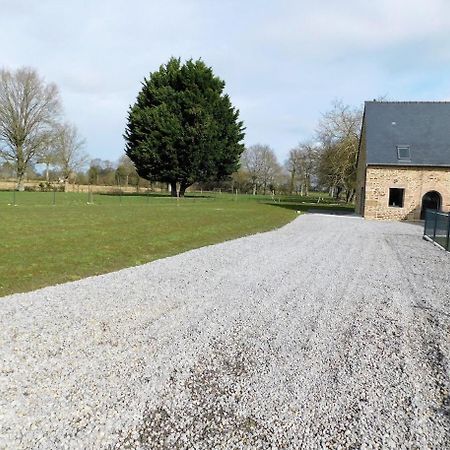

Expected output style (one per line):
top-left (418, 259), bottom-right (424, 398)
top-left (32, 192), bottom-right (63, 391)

top-left (124, 58), bottom-right (245, 196)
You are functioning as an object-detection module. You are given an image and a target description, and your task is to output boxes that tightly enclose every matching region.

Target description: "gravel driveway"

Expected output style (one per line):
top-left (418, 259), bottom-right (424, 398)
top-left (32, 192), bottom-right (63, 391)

top-left (1, 214), bottom-right (449, 449)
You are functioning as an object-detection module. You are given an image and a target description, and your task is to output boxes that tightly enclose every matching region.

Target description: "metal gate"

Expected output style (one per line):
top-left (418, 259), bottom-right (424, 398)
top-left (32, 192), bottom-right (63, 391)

top-left (423, 209), bottom-right (450, 251)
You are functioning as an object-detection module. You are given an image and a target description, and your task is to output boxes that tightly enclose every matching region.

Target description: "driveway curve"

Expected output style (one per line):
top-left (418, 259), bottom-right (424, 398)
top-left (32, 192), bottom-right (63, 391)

top-left (1, 214), bottom-right (449, 449)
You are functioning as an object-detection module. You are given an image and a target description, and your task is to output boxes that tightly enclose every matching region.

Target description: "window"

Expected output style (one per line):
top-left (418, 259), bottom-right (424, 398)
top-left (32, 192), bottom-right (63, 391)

top-left (389, 188), bottom-right (405, 208)
top-left (397, 145), bottom-right (411, 160)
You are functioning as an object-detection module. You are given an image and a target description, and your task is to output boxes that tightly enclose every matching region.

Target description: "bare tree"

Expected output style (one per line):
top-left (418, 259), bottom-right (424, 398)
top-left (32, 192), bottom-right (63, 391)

top-left (286, 142), bottom-right (319, 196)
top-left (242, 144), bottom-right (281, 195)
top-left (285, 150), bottom-right (298, 194)
top-left (316, 100), bottom-right (362, 201)
top-left (0, 67), bottom-right (62, 190)
top-left (241, 146), bottom-right (261, 195)
top-left (53, 123), bottom-right (88, 189)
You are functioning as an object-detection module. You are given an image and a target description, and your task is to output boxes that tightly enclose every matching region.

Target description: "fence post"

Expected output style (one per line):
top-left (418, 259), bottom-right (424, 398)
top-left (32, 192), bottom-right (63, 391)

top-left (446, 212), bottom-right (450, 251)
top-left (433, 210), bottom-right (438, 239)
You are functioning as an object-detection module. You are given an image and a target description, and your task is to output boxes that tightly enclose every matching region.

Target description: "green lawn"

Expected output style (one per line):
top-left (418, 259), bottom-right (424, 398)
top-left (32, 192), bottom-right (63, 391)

top-left (0, 191), bottom-right (287, 296)
top-left (0, 190), bottom-right (353, 296)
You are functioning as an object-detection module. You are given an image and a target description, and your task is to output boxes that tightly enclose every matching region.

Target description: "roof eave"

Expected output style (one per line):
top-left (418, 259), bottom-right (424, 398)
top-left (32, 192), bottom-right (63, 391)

top-left (355, 105), bottom-right (367, 168)
top-left (366, 163), bottom-right (450, 168)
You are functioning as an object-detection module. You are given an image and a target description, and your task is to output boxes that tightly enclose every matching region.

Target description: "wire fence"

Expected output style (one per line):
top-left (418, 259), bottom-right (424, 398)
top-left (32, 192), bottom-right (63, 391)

top-left (0, 189), bottom-right (245, 208)
top-left (423, 209), bottom-right (450, 251)
top-left (0, 189), bottom-right (156, 207)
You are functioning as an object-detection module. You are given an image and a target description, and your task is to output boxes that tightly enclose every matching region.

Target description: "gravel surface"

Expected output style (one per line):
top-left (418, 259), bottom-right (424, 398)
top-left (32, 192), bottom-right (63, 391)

top-left (1, 214), bottom-right (450, 449)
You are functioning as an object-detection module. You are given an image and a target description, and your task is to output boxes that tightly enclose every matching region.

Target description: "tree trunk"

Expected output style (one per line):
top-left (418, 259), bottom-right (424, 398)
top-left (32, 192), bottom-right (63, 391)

top-left (289, 169), bottom-right (295, 194)
top-left (16, 170), bottom-right (25, 191)
top-left (16, 151), bottom-right (26, 191)
top-left (170, 181), bottom-right (178, 197)
top-left (347, 189), bottom-right (355, 203)
top-left (179, 181), bottom-right (189, 197)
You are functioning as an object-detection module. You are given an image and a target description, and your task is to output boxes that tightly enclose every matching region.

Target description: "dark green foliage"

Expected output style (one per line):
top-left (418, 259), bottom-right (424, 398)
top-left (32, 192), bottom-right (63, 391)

top-left (124, 58), bottom-right (245, 196)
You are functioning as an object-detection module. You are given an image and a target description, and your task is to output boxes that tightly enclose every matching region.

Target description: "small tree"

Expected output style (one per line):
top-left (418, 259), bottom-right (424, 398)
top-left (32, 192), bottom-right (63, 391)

top-left (88, 160), bottom-right (101, 185)
top-left (124, 58), bottom-right (245, 197)
top-left (53, 123), bottom-right (88, 189)
top-left (0, 161), bottom-right (15, 179)
top-left (38, 146), bottom-right (59, 182)
top-left (0, 67), bottom-right (62, 190)
top-left (116, 155), bottom-right (138, 187)
top-left (242, 144), bottom-right (281, 195)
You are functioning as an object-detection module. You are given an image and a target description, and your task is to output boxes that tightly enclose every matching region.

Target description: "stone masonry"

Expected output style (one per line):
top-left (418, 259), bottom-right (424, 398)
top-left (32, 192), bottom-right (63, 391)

top-left (362, 166), bottom-right (450, 220)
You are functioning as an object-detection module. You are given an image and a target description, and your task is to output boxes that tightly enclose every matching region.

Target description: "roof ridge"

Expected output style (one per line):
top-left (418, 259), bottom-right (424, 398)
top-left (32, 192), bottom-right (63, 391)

top-left (366, 100), bottom-right (450, 104)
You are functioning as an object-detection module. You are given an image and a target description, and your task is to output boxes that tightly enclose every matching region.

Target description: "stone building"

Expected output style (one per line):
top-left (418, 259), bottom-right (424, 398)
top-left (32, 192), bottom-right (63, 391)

top-left (355, 101), bottom-right (450, 220)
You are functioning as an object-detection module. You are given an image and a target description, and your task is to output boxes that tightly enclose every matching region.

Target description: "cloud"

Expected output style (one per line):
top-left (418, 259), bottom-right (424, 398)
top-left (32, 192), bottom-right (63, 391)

top-left (259, 0), bottom-right (450, 55)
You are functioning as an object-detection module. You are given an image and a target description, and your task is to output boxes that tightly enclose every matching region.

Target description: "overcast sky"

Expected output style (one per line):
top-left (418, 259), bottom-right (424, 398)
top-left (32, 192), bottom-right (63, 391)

top-left (1, 0), bottom-right (450, 163)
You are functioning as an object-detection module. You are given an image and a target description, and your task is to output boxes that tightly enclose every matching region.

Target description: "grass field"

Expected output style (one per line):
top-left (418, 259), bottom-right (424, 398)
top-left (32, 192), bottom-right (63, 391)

top-left (0, 190), bottom-right (354, 296)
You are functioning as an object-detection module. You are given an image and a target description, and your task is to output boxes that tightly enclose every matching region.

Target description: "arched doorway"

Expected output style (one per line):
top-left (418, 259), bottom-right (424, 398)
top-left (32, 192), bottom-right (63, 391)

top-left (421, 191), bottom-right (442, 219)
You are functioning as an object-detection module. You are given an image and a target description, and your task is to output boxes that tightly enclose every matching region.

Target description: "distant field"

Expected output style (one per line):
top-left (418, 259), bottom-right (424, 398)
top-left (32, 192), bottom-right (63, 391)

top-left (0, 191), bottom-right (353, 296)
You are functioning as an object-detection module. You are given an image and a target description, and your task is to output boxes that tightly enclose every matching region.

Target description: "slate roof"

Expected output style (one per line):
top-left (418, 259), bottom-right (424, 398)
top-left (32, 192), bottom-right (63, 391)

top-left (363, 101), bottom-right (450, 167)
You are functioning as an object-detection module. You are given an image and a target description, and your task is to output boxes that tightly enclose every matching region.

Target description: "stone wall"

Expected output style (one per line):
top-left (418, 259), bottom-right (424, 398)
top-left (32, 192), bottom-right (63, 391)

top-left (363, 166), bottom-right (450, 220)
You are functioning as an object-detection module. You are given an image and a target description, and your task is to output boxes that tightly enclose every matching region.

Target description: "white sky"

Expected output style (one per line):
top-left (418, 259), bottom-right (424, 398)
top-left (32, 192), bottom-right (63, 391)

top-left (1, 0), bottom-right (450, 163)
